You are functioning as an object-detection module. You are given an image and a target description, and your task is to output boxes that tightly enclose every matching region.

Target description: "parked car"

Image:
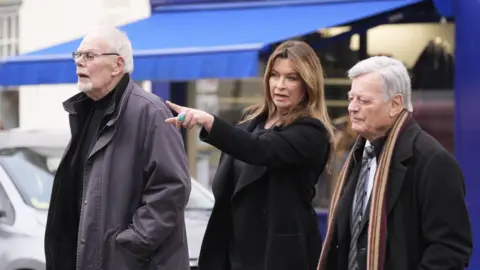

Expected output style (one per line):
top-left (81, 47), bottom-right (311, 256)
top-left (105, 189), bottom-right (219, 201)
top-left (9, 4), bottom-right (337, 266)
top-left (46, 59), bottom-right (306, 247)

top-left (0, 128), bottom-right (212, 270)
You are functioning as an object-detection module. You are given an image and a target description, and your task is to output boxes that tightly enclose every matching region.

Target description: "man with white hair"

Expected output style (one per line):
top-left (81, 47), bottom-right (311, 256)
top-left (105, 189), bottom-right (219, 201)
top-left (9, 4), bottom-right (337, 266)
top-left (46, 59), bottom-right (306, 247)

top-left (44, 26), bottom-right (191, 270)
top-left (317, 56), bottom-right (472, 270)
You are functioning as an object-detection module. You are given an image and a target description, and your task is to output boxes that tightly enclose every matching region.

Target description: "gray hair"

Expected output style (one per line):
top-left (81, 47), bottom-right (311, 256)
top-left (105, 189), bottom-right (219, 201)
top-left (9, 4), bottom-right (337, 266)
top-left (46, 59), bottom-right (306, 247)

top-left (347, 56), bottom-right (413, 112)
top-left (87, 26), bottom-right (134, 73)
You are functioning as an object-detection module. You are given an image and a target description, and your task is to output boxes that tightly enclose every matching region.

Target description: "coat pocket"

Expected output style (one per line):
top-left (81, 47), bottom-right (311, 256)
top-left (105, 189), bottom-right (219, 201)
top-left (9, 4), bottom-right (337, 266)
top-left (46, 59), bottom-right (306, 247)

top-left (118, 243), bottom-right (151, 269)
top-left (101, 227), bottom-right (151, 270)
top-left (265, 233), bottom-right (310, 270)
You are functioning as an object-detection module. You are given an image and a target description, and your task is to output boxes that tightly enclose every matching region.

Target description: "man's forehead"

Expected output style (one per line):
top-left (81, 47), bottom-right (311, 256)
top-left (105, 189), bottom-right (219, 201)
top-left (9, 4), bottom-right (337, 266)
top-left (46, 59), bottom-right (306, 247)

top-left (349, 74), bottom-right (383, 96)
top-left (348, 88), bottom-right (382, 98)
top-left (77, 35), bottom-right (109, 52)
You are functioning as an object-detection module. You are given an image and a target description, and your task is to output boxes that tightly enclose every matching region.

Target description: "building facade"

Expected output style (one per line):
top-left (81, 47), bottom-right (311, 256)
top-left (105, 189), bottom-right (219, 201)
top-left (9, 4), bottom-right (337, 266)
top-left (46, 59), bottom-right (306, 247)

top-left (15, 0), bottom-right (150, 129)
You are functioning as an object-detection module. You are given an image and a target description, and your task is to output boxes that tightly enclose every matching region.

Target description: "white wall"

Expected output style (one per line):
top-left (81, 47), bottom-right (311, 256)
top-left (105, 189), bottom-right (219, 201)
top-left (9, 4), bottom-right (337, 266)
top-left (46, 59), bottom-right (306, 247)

top-left (18, 0), bottom-right (150, 129)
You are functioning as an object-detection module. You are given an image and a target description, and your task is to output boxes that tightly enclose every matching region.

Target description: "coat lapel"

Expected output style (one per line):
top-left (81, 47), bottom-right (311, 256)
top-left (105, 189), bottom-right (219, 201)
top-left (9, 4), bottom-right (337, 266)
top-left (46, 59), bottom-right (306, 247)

top-left (210, 114), bottom-right (267, 200)
top-left (232, 115), bottom-right (268, 199)
top-left (88, 122), bottom-right (116, 160)
top-left (87, 77), bottom-right (134, 161)
top-left (232, 164), bottom-right (267, 199)
top-left (335, 141), bottom-right (365, 245)
top-left (385, 120), bottom-right (421, 215)
top-left (211, 153), bottom-right (234, 200)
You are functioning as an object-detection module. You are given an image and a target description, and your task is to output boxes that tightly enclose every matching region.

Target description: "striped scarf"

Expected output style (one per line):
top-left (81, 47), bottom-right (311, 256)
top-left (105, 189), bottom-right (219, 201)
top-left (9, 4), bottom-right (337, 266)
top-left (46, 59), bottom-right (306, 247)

top-left (317, 110), bottom-right (411, 270)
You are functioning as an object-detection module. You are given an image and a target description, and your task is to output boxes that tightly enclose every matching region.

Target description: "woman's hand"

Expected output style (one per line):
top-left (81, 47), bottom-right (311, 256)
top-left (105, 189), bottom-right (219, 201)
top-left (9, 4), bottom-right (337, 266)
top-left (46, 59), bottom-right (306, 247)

top-left (165, 100), bottom-right (215, 132)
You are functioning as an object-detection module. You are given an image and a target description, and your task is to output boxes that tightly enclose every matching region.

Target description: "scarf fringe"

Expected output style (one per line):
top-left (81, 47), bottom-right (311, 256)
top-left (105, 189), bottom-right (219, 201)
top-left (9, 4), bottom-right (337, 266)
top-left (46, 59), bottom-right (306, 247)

top-left (317, 110), bottom-right (411, 270)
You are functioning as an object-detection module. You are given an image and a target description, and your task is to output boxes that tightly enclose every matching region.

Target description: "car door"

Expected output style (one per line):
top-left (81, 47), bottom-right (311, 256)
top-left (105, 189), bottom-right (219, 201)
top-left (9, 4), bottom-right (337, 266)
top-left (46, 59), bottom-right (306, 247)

top-left (0, 173), bottom-right (15, 270)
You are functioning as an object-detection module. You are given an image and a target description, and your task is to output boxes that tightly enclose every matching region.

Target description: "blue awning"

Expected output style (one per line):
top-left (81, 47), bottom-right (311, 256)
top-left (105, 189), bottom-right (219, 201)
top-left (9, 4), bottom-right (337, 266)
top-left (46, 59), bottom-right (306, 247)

top-left (0, 0), bottom-right (421, 86)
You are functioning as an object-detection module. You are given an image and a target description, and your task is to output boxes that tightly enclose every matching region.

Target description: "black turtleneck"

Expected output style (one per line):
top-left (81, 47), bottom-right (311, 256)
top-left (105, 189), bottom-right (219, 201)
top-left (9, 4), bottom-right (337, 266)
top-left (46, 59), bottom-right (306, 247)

top-left (73, 87), bottom-right (116, 217)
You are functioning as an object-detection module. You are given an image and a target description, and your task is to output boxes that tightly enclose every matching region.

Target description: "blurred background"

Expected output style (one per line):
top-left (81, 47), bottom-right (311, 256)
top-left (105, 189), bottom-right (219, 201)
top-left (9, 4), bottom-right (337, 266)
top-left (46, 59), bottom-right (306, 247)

top-left (0, 0), bottom-right (478, 269)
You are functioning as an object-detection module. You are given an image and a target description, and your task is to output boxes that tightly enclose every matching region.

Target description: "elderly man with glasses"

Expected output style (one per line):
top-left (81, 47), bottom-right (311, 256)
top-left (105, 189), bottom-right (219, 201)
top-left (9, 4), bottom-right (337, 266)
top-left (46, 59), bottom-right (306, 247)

top-left (44, 26), bottom-right (191, 270)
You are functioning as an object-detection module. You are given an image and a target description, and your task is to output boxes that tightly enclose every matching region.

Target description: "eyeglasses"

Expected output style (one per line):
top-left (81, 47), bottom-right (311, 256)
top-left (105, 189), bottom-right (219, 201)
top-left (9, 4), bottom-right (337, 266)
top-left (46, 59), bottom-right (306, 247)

top-left (72, 51), bottom-right (120, 61)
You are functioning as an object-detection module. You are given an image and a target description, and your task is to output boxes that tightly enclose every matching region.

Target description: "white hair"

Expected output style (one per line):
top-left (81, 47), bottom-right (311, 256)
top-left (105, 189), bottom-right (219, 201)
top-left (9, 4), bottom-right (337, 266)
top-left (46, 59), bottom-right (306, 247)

top-left (87, 26), bottom-right (134, 73)
top-left (347, 56), bottom-right (413, 112)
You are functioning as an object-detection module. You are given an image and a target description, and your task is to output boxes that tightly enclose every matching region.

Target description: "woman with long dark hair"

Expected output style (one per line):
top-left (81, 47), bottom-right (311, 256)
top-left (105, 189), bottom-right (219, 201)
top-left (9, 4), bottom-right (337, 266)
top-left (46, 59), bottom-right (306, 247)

top-left (166, 40), bottom-right (334, 270)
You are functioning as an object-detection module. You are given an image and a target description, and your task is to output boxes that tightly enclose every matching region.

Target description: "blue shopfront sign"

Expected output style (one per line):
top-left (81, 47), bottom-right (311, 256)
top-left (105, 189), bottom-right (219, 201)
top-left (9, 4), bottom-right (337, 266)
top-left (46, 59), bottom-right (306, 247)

top-left (151, 0), bottom-right (310, 6)
top-left (151, 0), bottom-right (452, 18)
top-left (151, 0), bottom-right (261, 5)
top-left (432, 0), bottom-right (452, 17)
top-left (150, 0), bottom-right (410, 8)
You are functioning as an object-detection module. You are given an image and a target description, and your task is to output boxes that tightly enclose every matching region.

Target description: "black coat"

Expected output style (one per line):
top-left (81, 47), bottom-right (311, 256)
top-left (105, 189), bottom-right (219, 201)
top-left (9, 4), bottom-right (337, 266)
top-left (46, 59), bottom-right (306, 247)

top-left (324, 120), bottom-right (473, 270)
top-left (197, 113), bottom-right (330, 270)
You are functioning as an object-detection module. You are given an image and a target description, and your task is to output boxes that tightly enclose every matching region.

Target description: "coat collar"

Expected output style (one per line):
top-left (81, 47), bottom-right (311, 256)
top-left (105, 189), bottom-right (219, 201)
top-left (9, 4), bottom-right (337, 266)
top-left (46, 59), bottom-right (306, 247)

top-left (62, 73), bottom-right (130, 126)
top-left (244, 111), bottom-right (268, 131)
top-left (63, 74), bottom-right (133, 162)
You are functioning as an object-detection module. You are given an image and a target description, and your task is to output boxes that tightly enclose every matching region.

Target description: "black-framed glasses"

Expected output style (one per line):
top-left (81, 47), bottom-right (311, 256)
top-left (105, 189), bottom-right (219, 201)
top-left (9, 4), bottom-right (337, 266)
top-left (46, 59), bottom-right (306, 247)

top-left (72, 51), bottom-right (120, 61)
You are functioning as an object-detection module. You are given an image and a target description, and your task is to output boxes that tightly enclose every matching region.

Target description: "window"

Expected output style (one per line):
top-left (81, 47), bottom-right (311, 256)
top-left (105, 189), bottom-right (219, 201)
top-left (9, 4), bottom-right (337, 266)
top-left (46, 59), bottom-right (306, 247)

top-left (0, 4), bottom-right (20, 129)
top-left (0, 5), bottom-right (19, 59)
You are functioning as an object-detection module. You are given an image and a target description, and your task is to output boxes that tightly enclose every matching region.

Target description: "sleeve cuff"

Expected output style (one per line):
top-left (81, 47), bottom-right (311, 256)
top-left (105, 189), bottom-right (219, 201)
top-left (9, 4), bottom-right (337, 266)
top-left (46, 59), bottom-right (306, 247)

top-left (198, 115), bottom-right (233, 149)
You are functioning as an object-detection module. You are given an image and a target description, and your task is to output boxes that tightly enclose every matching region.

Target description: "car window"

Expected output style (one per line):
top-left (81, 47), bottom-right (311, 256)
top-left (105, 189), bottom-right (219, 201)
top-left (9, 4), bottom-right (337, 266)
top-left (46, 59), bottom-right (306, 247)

top-left (0, 150), bottom-right (53, 210)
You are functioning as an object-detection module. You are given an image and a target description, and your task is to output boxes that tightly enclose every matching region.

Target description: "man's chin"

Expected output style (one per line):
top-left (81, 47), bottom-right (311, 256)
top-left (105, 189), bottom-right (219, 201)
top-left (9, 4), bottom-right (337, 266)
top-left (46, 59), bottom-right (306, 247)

top-left (77, 83), bottom-right (93, 92)
top-left (351, 125), bottom-right (365, 136)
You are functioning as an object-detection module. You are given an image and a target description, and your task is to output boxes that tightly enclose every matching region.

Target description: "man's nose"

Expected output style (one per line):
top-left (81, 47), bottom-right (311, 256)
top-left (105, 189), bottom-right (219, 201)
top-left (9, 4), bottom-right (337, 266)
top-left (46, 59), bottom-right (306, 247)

top-left (75, 56), bottom-right (85, 67)
top-left (348, 101), bottom-right (359, 113)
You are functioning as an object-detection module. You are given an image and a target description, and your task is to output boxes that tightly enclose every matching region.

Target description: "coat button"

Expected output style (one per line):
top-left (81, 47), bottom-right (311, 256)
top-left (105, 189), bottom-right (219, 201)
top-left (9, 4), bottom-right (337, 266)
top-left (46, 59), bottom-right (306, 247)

top-left (84, 200), bottom-right (87, 205)
top-left (81, 239), bottom-right (85, 244)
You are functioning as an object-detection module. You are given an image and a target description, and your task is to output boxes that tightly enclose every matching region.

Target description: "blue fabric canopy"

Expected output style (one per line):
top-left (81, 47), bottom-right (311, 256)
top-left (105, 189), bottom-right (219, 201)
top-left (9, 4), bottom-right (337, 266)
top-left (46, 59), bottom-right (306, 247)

top-left (0, 0), bottom-right (421, 86)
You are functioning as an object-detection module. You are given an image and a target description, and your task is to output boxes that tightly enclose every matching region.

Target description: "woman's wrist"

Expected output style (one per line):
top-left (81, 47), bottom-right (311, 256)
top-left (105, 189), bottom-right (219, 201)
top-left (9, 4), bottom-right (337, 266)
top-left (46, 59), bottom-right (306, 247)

top-left (202, 113), bottom-right (214, 133)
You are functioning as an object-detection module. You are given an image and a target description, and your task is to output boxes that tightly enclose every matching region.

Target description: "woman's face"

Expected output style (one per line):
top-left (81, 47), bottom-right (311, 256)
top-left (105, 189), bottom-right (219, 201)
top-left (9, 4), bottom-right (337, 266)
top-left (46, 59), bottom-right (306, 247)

top-left (268, 58), bottom-right (305, 114)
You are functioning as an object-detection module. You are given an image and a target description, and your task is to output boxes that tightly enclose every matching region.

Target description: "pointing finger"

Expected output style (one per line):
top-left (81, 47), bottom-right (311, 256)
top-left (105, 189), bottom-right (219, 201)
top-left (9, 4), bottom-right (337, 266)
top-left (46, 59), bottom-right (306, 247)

top-left (166, 100), bottom-right (183, 113)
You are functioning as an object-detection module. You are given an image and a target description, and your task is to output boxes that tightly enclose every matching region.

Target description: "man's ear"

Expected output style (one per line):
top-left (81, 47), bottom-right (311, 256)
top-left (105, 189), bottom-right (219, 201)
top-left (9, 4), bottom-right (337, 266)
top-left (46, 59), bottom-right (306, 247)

top-left (112, 57), bottom-right (125, 76)
top-left (390, 94), bottom-right (404, 117)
